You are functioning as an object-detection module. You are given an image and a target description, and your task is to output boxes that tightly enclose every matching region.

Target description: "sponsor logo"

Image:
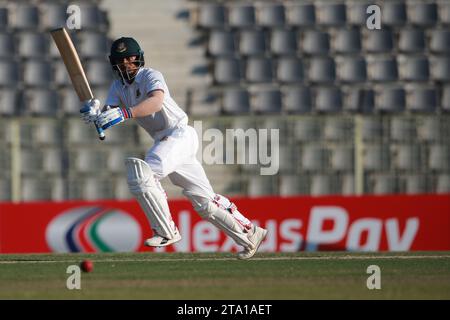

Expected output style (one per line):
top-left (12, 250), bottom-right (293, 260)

top-left (116, 42), bottom-right (127, 53)
top-left (46, 206), bottom-right (142, 253)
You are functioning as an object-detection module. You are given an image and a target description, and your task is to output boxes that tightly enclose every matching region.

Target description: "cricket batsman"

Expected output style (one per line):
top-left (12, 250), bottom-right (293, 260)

top-left (80, 37), bottom-right (267, 259)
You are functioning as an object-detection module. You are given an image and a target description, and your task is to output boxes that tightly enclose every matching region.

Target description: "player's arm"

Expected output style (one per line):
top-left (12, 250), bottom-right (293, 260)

top-left (127, 90), bottom-right (164, 118)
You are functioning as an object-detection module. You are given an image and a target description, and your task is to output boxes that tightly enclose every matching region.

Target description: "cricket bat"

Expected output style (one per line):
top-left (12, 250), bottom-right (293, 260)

top-left (50, 27), bottom-right (105, 140)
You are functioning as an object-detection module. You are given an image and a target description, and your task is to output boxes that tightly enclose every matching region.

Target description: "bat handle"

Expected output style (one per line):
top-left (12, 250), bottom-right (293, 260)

top-left (95, 123), bottom-right (106, 140)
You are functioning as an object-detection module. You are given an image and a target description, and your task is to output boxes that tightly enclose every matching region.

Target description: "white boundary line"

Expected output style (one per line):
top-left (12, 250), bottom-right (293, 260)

top-left (0, 255), bottom-right (449, 264)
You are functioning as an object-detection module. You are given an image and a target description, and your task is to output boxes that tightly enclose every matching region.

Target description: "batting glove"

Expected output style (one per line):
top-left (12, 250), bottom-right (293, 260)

top-left (96, 106), bottom-right (133, 130)
top-left (80, 99), bottom-right (101, 124)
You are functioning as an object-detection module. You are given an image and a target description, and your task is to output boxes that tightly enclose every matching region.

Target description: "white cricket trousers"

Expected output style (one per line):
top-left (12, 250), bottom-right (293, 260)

top-left (144, 125), bottom-right (252, 228)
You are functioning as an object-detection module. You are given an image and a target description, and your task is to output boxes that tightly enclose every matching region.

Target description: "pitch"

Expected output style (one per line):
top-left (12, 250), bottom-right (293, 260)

top-left (0, 252), bottom-right (449, 299)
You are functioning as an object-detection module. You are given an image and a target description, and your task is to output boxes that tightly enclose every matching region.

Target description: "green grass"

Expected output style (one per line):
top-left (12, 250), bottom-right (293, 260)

top-left (0, 252), bottom-right (449, 299)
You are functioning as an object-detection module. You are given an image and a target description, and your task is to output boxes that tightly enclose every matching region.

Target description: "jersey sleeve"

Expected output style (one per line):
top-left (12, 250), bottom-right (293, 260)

top-left (144, 70), bottom-right (166, 95)
top-left (105, 82), bottom-right (121, 106)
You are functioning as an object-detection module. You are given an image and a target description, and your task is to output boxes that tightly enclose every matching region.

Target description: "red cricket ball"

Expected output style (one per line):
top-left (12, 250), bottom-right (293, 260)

top-left (80, 259), bottom-right (94, 273)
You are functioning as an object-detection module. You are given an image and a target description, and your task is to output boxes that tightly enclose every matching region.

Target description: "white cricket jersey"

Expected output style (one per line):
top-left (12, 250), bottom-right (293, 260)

top-left (105, 67), bottom-right (188, 140)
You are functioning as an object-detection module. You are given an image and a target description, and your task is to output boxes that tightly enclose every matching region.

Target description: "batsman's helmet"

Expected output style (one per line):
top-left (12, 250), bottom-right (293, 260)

top-left (109, 37), bottom-right (145, 81)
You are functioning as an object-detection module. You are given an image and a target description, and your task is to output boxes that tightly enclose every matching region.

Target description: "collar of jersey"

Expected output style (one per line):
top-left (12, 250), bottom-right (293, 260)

top-left (121, 67), bottom-right (144, 88)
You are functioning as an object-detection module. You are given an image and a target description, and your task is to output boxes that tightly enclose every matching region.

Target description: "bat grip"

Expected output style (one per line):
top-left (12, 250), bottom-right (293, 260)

top-left (95, 123), bottom-right (106, 140)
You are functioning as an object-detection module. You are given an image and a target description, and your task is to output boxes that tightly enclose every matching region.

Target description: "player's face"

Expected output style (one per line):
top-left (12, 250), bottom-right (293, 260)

top-left (116, 56), bottom-right (139, 76)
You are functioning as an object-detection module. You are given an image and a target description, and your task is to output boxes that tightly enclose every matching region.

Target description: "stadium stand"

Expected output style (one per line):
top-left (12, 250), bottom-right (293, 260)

top-left (0, 0), bottom-right (449, 202)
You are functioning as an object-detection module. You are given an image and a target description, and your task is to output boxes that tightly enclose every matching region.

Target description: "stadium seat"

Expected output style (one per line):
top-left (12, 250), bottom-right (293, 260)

top-left (0, 7), bottom-right (8, 30)
top-left (436, 175), bottom-right (450, 193)
top-left (398, 55), bottom-right (429, 82)
top-left (287, 3), bottom-right (316, 27)
top-left (22, 177), bottom-right (52, 201)
top-left (315, 87), bottom-right (342, 113)
top-left (363, 29), bottom-right (394, 53)
top-left (344, 87), bottom-right (374, 113)
top-left (82, 177), bottom-right (114, 200)
top-left (188, 89), bottom-right (221, 116)
top-left (317, 3), bottom-right (347, 26)
top-left (270, 29), bottom-right (298, 56)
top-left (301, 145), bottom-right (328, 171)
top-left (341, 174), bottom-right (355, 195)
top-left (23, 89), bottom-right (59, 116)
top-left (239, 29), bottom-right (267, 56)
top-left (0, 34), bottom-right (15, 58)
top-left (361, 118), bottom-right (384, 142)
top-left (60, 89), bottom-right (82, 115)
top-left (330, 146), bottom-right (354, 171)
top-left (67, 118), bottom-right (98, 144)
top-left (198, 3), bottom-right (226, 29)
top-left (78, 4), bottom-right (108, 31)
top-left (347, 1), bottom-right (372, 25)
top-left (54, 61), bottom-right (72, 86)
top-left (430, 56), bottom-right (450, 81)
top-left (392, 144), bottom-right (421, 171)
top-left (323, 118), bottom-right (352, 141)
top-left (332, 28), bottom-right (361, 54)
top-left (381, 1), bottom-right (407, 26)
top-left (17, 32), bottom-right (48, 58)
top-left (442, 85), bottom-right (450, 112)
top-left (252, 89), bottom-right (282, 114)
top-left (107, 147), bottom-right (128, 173)
top-left (0, 88), bottom-right (21, 116)
top-left (409, 2), bottom-right (438, 26)
top-left (214, 57), bottom-right (242, 85)
top-left (403, 175), bottom-right (428, 194)
top-left (42, 147), bottom-right (63, 174)
top-left (85, 60), bottom-right (112, 86)
top-left (246, 57), bottom-right (274, 83)
top-left (309, 57), bottom-right (336, 83)
top-left (293, 118), bottom-right (321, 142)
top-left (114, 178), bottom-right (133, 200)
top-left (367, 56), bottom-right (398, 82)
top-left (406, 85), bottom-right (438, 113)
top-left (208, 30), bottom-right (236, 57)
top-left (363, 144), bottom-right (390, 171)
top-left (390, 117), bottom-right (416, 142)
top-left (311, 175), bottom-right (332, 195)
top-left (73, 148), bottom-right (108, 173)
top-left (439, 1), bottom-right (450, 24)
top-left (222, 88), bottom-right (251, 114)
top-left (23, 60), bottom-right (53, 87)
top-left (417, 117), bottom-right (442, 142)
top-left (375, 86), bottom-right (406, 113)
top-left (258, 3), bottom-right (286, 27)
top-left (78, 32), bottom-right (110, 59)
top-left (428, 145), bottom-right (449, 171)
top-left (337, 56), bottom-right (367, 83)
top-left (279, 175), bottom-right (309, 196)
top-left (370, 174), bottom-right (397, 194)
top-left (11, 4), bottom-right (39, 30)
top-left (20, 149), bottom-right (42, 175)
top-left (229, 4), bottom-right (255, 28)
top-left (283, 86), bottom-right (312, 114)
top-left (430, 29), bottom-right (450, 53)
top-left (41, 2), bottom-right (67, 30)
top-left (399, 28), bottom-right (426, 53)
top-left (247, 175), bottom-right (276, 197)
top-left (0, 178), bottom-right (10, 201)
top-left (277, 145), bottom-right (298, 173)
top-left (33, 120), bottom-right (61, 146)
top-left (277, 57), bottom-right (304, 83)
top-left (302, 30), bottom-right (330, 55)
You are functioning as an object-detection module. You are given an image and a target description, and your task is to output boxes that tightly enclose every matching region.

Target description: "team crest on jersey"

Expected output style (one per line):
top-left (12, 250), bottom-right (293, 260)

top-left (136, 88), bottom-right (141, 98)
top-left (116, 42), bottom-right (127, 53)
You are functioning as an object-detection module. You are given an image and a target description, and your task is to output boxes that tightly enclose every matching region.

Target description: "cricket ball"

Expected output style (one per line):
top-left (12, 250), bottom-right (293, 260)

top-left (80, 259), bottom-right (94, 273)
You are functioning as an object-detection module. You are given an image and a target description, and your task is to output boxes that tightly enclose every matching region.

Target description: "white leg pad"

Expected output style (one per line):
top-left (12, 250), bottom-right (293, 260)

top-left (196, 201), bottom-right (254, 250)
top-left (125, 157), bottom-right (177, 239)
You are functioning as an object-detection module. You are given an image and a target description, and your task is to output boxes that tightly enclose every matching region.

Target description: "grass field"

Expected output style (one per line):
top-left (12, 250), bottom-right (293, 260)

top-left (0, 252), bottom-right (449, 299)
